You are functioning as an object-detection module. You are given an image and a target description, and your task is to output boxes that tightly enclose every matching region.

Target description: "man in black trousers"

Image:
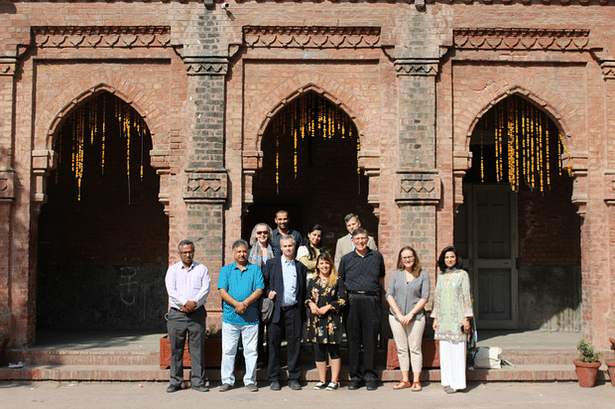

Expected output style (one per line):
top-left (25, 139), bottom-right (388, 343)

top-left (338, 228), bottom-right (385, 391)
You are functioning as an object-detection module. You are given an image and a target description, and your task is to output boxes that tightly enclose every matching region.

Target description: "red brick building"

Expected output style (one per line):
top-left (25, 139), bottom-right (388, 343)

top-left (0, 1), bottom-right (612, 348)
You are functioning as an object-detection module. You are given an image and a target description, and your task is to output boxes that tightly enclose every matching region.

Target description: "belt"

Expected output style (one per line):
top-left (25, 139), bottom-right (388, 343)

top-left (281, 304), bottom-right (298, 311)
top-left (349, 291), bottom-right (379, 296)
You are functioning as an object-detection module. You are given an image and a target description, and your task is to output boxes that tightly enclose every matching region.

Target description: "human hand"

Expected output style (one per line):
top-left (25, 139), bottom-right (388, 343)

top-left (432, 318), bottom-right (438, 331)
top-left (463, 318), bottom-right (471, 333)
top-left (235, 301), bottom-right (248, 315)
top-left (183, 301), bottom-right (197, 312)
top-left (399, 313), bottom-right (412, 326)
top-left (309, 302), bottom-right (320, 316)
top-left (268, 291), bottom-right (277, 300)
top-left (317, 305), bottom-right (331, 315)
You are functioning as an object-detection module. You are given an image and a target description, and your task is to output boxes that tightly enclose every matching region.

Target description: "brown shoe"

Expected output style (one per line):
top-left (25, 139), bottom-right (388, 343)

top-left (393, 381), bottom-right (411, 390)
top-left (411, 382), bottom-right (422, 392)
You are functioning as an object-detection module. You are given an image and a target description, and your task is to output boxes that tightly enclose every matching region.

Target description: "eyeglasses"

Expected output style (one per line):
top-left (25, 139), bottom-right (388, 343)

top-left (256, 231), bottom-right (269, 235)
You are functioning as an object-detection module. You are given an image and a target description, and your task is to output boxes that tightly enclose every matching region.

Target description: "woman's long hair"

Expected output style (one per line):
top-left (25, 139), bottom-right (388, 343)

top-left (437, 246), bottom-right (462, 272)
top-left (396, 246), bottom-right (422, 277)
top-left (316, 251), bottom-right (338, 288)
top-left (304, 224), bottom-right (324, 260)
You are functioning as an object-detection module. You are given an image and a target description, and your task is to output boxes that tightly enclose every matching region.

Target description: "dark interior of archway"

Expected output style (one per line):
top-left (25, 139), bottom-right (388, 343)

top-left (243, 91), bottom-right (378, 251)
top-left (459, 94), bottom-right (581, 331)
top-left (37, 91), bottom-right (168, 333)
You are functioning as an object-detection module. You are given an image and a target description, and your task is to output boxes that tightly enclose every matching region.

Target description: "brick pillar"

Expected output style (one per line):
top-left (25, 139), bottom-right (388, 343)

top-left (394, 59), bottom-right (441, 273)
top-left (0, 58), bottom-right (16, 339)
top-left (182, 57), bottom-right (229, 324)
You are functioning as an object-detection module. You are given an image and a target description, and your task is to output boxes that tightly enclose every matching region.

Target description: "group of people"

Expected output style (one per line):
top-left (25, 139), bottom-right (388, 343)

top-left (164, 210), bottom-right (474, 395)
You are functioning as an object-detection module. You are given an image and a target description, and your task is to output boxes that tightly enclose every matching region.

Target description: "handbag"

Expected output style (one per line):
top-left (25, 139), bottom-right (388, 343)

top-left (260, 297), bottom-right (274, 324)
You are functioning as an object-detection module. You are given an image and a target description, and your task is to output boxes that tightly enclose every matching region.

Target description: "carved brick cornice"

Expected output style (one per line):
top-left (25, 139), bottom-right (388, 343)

top-left (395, 59), bottom-right (439, 76)
top-left (183, 170), bottom-right (228, 204)
top-left (184, 57), bottom-right (228, 76)
top-left (0, 167), bottom-right (15, 202)
top-left (32, 26), bottom-right (171, 49)
top-left (396, 170), bottom-right (441, 205)
top-left (453, 28), bottom-right (590, 51)
top-left (601, 61), bottom-right (615, 80)
top-left (243, 26), bottom-right (381, 49)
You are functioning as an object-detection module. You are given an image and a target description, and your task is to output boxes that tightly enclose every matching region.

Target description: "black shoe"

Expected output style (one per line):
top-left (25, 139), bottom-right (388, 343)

top-left (219, 383), bottom-right (232, 392)
top-left (348, 380), bottom-right (361, 390)
top-left (366, 381), bottom-right (378, 391)
top-left (289, 380), bottom-right (302, 390)
top-left (166, 384), bottom-right (181, 393)
top-left (270, 380), bottom-right (281, 391)
top-left (192, 384), bottom-right (209, 392)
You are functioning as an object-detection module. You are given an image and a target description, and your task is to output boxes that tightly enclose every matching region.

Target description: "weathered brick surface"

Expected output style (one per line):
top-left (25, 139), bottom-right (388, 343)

top-left (1, 1), bottom-right (615, 348)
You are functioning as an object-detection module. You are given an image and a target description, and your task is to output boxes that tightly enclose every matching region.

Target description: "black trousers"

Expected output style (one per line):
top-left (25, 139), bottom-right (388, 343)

top-left (267, 305), bottom-right (302, 382)
top-left (167, 307), bottom-right (206, 387)
top-left (347, 294), bottom-right (382, 382)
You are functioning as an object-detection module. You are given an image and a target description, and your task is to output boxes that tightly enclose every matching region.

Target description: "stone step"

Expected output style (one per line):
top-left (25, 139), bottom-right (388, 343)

top-left (6, 349), bottom-right (159, 366)
top-left (0, 364), bottom-right (610, 383)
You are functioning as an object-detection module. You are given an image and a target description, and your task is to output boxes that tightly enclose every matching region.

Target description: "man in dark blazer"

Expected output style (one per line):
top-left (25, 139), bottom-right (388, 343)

top-left (262, 235), bottom-right (307, 391)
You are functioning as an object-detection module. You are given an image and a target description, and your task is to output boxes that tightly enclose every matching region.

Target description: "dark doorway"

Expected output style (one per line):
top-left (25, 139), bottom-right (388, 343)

top-left (243, 91), bottom-right (378, 251)
top-left (37, 91), bottom-right (168, 333)
top-left (455, 95), bottom-right (581, 331)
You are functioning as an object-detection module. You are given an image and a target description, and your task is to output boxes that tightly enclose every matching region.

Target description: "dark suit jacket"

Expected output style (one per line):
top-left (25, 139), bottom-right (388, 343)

top-left (262, 253), bottom-right (307, 324)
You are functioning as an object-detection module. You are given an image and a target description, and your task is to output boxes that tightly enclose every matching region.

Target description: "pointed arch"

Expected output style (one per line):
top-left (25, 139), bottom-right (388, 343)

top-left (244, 71), bottom-right (372, 155)
top-left (455, 80), bottom-right (582, 154)
top-left (35, 71), bottom-right (165, 156)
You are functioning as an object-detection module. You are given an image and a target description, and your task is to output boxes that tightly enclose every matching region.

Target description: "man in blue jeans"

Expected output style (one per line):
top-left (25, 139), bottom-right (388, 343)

top-left (218, 239), bottom-right (265, 392)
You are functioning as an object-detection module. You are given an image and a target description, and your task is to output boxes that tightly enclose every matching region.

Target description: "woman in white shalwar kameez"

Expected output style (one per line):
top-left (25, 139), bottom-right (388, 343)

top-left (431, 246), bottom-right (473, 394)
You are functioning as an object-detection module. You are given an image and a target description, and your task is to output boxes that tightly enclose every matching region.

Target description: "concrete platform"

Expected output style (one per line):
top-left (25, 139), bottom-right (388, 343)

top-left (0, 329), bottom-right (612, 383)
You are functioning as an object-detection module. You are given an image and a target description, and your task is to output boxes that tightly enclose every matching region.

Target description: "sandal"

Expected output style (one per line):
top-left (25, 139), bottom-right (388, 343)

top-left (411, 382), bottom-right (422, 392)
top-left (393, 381), bottom-right (411, 390)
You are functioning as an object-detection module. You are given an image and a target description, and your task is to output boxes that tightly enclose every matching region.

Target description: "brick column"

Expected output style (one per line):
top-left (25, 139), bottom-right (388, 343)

top-left (182, 57), bottom-right (229, 323)
top-left (394, 59), bottom-right (441, 272)
top-left (0, 58), bottom-right (16, 338)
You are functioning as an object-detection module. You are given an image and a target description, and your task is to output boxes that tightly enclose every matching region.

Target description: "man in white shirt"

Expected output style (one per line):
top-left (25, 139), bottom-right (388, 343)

top-left (165, 239), bottom-right (211, 393)
top-left (334, 213), bottom-right (377, 270)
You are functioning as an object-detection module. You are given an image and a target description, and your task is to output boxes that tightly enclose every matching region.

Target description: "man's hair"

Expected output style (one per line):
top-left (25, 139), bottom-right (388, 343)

top-left (351, 227), bottom-right (368, 238)
top-left (178, 239), bottom-right (195, 252)
top-left (344, 213), bottom-right (360, 224)
top-left (232, 239), bottom-right (249, 251)
top-left (279, 234), bottom-right (296, 245)
top-left (276, 209), bottom-right (289, 218)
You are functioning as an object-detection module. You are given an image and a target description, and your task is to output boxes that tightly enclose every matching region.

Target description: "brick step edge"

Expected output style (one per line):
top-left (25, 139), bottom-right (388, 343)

top-left (1, 365), bottom-right (608, 382)
top-left (6, 350), bottom-right (159, 366)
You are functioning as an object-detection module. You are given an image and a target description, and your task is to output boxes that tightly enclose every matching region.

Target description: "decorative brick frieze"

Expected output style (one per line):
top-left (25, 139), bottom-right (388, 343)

top-left (243, 26), bottom-right (381, 49)
top-left (184, 57), bottom-right (228, 76)
top-left (183, 170), bottom-right (228, 204)
top-left (453, 28), bottom-right (590, 51)
top-left (601, 60), bottom-right (615, 80)
top-left (32, 26), bottom-right (171, 48)
top-left (396, 170), bottom-right (441, 204)
top-left (0, 167), bottom-right (15, 202)
top-left (561, 151), bottom-right (588, 216)
top-left (395, 59), bottom-right (439, 76)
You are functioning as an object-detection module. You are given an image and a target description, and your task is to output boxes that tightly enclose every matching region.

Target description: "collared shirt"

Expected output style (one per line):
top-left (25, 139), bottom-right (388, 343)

top-left (281, 257), bottom-right (298, 307)
top-left (338, 248), bottom-right (385, 293)
top-left (271, 229), bottom-right (303, 249)
top-left (165, 260), bottom-right (210, 310)
top-left (218, 261), bottom-right (264, 325)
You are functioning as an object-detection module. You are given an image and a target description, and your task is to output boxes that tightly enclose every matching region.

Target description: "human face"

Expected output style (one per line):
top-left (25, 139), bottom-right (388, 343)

top-left (401, 249), bottom-right (415, 271)
top-left (255, 226), bottom-right (269, 245)
top-left (179, 244), bottom-right (195, 268)
top-left (308, 230), bottom-right (322, 248)
top-left (280, 238), bottom-right (296, 260)
top-left (444, 251), bottom-right (457, 268)
top-left (345, 217), bottom-right (361, 235)
top-left (317, 258), bottom-right (331, 278)
top-left (233, 244), bottom-right (249, 266)
top-left (352, 233), bottom-right (368, 254)
top-left (275, 212), bottom-right (289, 231)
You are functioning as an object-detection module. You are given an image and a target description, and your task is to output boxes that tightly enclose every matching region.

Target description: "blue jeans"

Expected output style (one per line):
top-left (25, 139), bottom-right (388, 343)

top-left (221, 322), bottom-right (259, 386)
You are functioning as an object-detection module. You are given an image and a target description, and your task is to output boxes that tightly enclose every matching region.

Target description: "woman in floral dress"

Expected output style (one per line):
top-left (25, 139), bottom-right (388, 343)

top-left (432, 246), bottom-right (473, 394)
top-left (305, 252), bottom-right (348, 390)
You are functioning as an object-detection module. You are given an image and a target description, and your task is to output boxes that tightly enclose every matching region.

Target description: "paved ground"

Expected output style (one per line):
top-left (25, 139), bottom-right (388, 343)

top-left (1, 380), bottom-right (613, 409)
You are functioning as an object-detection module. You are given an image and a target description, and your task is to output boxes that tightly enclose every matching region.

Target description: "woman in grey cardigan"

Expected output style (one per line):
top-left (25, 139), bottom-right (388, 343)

top-left (386, 246), bottom-right (430, 391)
